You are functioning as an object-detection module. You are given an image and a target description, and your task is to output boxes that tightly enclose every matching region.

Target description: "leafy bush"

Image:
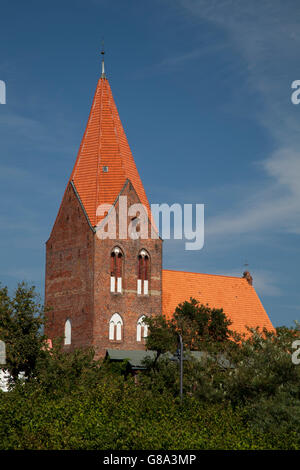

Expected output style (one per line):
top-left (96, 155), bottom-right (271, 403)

top-left (1, 378), bottom-right (297, 450)
top-left (1, 284), bottom-right (300, 449)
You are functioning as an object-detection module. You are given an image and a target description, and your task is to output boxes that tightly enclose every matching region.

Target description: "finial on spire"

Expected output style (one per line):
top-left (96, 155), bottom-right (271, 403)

top-left (101, 40), bottom-right (106, 78)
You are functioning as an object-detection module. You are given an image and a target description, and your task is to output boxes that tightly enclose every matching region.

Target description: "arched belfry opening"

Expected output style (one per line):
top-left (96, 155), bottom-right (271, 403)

top-left (110, 247), bottom-right (123, 293)
top-left (137, 249), bottom-right (150, 295)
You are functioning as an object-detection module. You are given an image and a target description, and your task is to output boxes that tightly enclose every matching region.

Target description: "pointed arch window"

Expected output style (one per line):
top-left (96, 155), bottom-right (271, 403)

top-left (136, 316), bottom-right (148, 342)
top-left (109, 313), bottom-right (123, 341)
top-left (137, 250), bottom-right (149, 295)
top-left (110, 247), bottom-right (123, 293)
top-left (64, 319), bottom-right (71, 345)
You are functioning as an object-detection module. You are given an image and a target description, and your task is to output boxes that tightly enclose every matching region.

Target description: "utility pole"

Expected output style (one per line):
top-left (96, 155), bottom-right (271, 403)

top-left (171, 334), bottom-right (184, 402)
top-left (178, 334), bottom-right (183, 403)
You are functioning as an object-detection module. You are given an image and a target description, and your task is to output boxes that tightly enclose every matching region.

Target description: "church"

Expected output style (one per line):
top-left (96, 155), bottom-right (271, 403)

top-left (44, 56), bottom-right (274, 360)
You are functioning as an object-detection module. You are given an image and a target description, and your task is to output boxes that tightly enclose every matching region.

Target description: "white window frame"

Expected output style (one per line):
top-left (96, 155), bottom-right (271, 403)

top-left (138, 250), bottom-right (150, 296)
top-left (109, 313), bottom-right (123, 341)
top-left (110, 275), bottom-right (116, 293)
top-left (64, 319), bottom-right (71, 345)
top-left (111, 247), bottom-right (123, 294)
top-left (137, 316), bottom-right (148, 342)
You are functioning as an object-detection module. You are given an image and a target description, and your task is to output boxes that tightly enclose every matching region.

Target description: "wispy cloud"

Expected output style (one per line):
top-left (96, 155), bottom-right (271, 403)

top-left (156, 42), bottom-right (228, 68)
top-left (206, 148), bottom-right (300, 236)
top-left (176, 0), bottom-right (300, 240)
top-left (0, 111), bottom-right (77, 155)
top-left (135, 39), bottom-right (229, 79)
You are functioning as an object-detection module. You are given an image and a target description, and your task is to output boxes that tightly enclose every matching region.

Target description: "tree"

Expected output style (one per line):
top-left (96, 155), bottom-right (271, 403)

top-left (143, 314), bottom-right (177, 356)
top-left (0, 282), bottom-right (47, 382)
top-left (33, 338), bottom-right (103, 396)
top-left (144, 298), bottom-right (234, 355)
top-left (173, 298), bottom-right (233, 349)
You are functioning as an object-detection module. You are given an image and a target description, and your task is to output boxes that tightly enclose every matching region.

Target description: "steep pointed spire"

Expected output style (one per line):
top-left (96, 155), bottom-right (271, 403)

top-left (68, 71), bottom-right (151, 227)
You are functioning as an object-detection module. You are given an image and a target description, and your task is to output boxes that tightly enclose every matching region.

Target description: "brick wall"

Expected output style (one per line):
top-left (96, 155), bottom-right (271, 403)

top-left (45, 180), bottom-right (162, 359)
top-left (45, 183), bottom-right (94, 352)
top-left (92, 181), bottom-right (162, 358)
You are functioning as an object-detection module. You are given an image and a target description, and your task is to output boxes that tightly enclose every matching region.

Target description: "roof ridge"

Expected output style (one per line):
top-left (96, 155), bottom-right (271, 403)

top-left (107, 78), bottom-right (127, 187)
top-left (162, 268), bottom-right (245, 280)
top-left (94, 77), bottom-right (103, 225)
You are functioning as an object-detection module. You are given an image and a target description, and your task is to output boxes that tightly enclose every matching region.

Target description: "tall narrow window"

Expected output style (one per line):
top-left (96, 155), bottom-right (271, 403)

top-left (110, 247), bottom-right (123, 293)
top-left (137, 250), bottom-right (150, 295)
top-left (64, 319), bottom-right (71, 345)
top-left (137, 316), bottom-right (148, 342)
top-left (144, 255), bottom-right (149, 295)
top-left (109, 313), bottom-right (123, 341)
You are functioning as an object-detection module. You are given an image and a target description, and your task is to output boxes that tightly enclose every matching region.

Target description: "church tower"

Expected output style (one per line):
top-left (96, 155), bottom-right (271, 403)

top-left (45, 54), bottom-right (162, 359)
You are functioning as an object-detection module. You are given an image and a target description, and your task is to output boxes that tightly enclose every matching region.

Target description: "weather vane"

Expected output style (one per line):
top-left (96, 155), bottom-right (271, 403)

top-left (101, 39), bottom-right (106, 78)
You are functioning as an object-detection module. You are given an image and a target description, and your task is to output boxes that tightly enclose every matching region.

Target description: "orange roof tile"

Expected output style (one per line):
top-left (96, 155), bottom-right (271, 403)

top-left (69, 77), bottom-right (151, 227)
top-left (162, 269), bottom-right (274, 335)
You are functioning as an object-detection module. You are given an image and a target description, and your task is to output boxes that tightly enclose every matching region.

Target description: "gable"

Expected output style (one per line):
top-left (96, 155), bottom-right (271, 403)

top-left (47, 181), bottom-right (94, 242)
top-left (94, 178), bottom-right (159, 241)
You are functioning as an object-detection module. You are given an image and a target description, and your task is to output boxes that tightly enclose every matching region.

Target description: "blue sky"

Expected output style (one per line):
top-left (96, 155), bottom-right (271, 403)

top-left (0, 0), bottom-right (300, 327)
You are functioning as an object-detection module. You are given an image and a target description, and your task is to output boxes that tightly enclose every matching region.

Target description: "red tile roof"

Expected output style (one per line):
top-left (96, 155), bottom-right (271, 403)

top-left (69, 77), bottom-right (151, 227)
top-left (162, 269), bottom-right (274, 335)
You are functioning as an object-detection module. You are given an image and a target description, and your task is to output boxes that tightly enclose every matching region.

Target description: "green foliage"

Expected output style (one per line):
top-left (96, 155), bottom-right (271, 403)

top-left (215, 326), bottom-right (300, 405)
top-left (143, 314), bottom-right (177, 357)
top-left (173, 298), bottom-right (233, 347)
top-left (0, 282), bottom-right (47, 383)
top-left (0, 324), bottom-right (299, 449)
top-left (32, 339), bottom-right (104, 396)
top-left (1, 377), bottom-right (297, 450)
top-left (142, 313), bottom-right (300, 445)
top-left (1, 283), bottom-right (300, 450)
top-left (144, 298), bottom-right (234, 356)
top-left (244, 390), bottom-right (300, 442)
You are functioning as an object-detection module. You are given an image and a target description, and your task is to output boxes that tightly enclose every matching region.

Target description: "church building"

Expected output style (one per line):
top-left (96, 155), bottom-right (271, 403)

top-left (44, 56), bottom-right (274, 359)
